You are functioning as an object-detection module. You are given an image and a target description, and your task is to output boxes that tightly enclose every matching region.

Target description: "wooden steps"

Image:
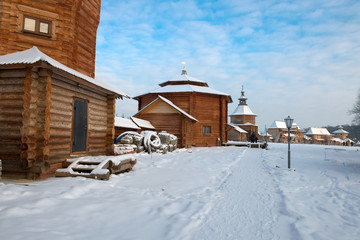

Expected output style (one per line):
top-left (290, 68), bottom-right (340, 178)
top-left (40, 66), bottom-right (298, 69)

top-left (55, 155), bottom-right (136, 180)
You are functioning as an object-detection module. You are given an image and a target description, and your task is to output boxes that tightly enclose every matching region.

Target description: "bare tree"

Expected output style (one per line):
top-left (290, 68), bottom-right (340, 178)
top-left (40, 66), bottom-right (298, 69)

top-left (349, 88), bottom-right (360, 125)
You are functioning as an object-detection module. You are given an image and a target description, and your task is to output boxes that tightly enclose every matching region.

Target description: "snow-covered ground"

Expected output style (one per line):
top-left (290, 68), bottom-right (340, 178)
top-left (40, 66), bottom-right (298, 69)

top-left (0, 143), bottom-right (359, 240)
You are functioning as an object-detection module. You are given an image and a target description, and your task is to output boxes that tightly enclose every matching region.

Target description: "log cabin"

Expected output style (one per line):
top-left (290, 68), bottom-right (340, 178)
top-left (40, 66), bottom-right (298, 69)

top-left (228, 87), bottom-right (258, 141)
top-left (0, 0), bottom-right (129, 179)
top-left (133, 67), bottom-right (232, 147)
top-left (0, 47), bottom-right (128, 179)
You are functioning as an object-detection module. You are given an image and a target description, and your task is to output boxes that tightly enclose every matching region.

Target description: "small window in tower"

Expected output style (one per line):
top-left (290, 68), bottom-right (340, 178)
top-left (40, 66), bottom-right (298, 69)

top-left (203, 126), bottom-right (211, 135)
top-left (23, 16), bottom-right (51, 37)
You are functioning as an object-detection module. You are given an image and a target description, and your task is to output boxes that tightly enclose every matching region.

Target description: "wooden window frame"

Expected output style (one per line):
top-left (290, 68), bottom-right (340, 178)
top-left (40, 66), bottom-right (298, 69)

top-left (22, 15), bottom-right (52, 37)
top-left (203, 126), bottom-right (212, 135)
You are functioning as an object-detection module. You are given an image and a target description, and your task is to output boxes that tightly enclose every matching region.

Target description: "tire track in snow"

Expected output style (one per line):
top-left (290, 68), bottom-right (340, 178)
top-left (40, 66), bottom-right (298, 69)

top-left (180, 148), bottom-right (282, 240)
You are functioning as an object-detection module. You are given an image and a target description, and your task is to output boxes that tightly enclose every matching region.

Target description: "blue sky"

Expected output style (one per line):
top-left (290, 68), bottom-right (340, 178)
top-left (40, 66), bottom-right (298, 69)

top-left (95, 0), bottom-right (360, 130)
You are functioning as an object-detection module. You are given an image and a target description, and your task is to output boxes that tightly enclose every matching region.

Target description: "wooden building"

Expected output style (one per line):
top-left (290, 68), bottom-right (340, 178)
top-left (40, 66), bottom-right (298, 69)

top-left (305, 127), bottom-right (332, 145)
top-left (226, 124), bottom-right (248, 142)
top-left (268, 120), bottom-right (305, 143)
top-left (114, 117), bottom-right (141, 139)
top-left (0, 47), bottom-right (127, 179)
top-left (228, 87), bottom-right (258, 141)
top-left (130, 117), bottom-right (156, 132)
top-left (114, 116), bottom-right (156, 138)
top-left (134, 68), bottom-right (232, 147)
top-left (0, 0), bottom-right (100, 78)
top-left (332, 126), bottom-right (349, 141)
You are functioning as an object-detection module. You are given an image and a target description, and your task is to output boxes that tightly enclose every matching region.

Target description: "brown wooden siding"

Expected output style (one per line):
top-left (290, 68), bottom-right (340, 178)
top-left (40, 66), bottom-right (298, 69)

top-left (0, 0), bottom-right (100, 77)
top-left (0, 68), bottom-right (25, 171)
top-left (137, 92), bottom-right (229, 147)
top-left (50, 73), bottom-right (110, 164)
top-left (230, 115), bottom-right (256, 125)
top-left (138, 113), bottom-right (183, 145)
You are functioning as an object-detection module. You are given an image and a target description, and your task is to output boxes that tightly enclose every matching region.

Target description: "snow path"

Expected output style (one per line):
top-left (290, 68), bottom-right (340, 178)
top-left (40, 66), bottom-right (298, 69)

top-left (187, 148), bottom-right (285, 240)
top-left (0, 144), bottom-right (359, 240)
top-left (263, 144), bottom-right (360, 240)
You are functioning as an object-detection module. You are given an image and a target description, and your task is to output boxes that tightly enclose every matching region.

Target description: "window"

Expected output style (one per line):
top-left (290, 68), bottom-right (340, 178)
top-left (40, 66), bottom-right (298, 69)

top-left (23, 16), bottom-right (51, 37)
top-left (203, 126), bottom-right (211, 135)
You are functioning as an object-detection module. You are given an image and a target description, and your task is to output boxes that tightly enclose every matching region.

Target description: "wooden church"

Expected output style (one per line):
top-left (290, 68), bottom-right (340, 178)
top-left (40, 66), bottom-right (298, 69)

top-left (0, 0), bottom-right (128, 179)
top-left (228, 87), bottom-right (258, 141)
top-left (134, 67), bottom-right (232, 147)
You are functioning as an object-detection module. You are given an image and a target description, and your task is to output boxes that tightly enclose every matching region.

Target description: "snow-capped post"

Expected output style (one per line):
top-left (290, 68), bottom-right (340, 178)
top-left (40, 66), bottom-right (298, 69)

top-left (284, 116), bottom-right (294, 169)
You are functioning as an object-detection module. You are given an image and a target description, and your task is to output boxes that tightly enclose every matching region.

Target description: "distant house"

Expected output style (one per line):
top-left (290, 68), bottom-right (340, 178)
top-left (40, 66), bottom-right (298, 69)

top-left (332, 126), bottom-right (348, 140)
top-left (114, 116), bottom-right (156, 138)
top-left (268, 120), bottom-right (305, 143)
top-left (130, 117), bottom-right (156, 131)
top-left (260, 130), bottom-right (273, 142)
top-left (114, 117), bottom-right (141, 138)
top-left (305, 127), bottom-right (332, 145)
top-left (134, 67), bottom-right (232, 147)
top-left (226, 124), bottom-right (248, 142)
top-left (228, 87), bottom-right (258, 141)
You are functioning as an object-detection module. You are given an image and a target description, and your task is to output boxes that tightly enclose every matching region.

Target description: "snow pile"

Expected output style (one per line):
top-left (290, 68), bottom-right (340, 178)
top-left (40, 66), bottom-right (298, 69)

top-left (114, 131), bottom-right (178, 154)
top-left (0, 144), bottom-right (359, 239)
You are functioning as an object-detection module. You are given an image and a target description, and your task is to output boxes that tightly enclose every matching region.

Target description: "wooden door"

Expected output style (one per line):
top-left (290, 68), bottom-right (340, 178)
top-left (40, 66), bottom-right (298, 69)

top-left (72, 99), bottom-right (88, 152)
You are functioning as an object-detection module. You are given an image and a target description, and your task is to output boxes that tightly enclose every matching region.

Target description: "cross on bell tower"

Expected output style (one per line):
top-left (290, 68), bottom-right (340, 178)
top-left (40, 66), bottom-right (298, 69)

top-left (239, 85), bottom-right (248, 105)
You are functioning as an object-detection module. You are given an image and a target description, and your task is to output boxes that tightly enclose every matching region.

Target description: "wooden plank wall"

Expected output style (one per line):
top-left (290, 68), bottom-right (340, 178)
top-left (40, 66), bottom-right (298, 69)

top-left (0, 68), bottom-right (25, 173)
top-left (137, 92), bottom-right (229, 147)
top-left (138, 113), bottom-right (183, 146)
top-left (230, 115), bottom-right (256, 125)
top-left (50, 73), bottom-right (111, 164)
top-left (190, 94), bottom-right (221, 146)
top-left (0, 0), bottom-right (100, 77)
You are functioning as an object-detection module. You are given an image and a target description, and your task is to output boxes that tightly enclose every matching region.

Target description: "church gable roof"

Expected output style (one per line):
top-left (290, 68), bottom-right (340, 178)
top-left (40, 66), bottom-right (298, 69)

top-left (134, 95), bottom-right (198, 122)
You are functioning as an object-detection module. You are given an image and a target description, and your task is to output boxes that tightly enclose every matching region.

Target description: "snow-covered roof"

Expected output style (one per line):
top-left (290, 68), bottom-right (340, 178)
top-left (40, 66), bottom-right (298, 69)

top-left (305, 127), bottom-right (331, 136)
top-left (261, 131), bottom-right (272, 137)
top-left (304, 135), bottom-right (311, 140)
top-left (268, 120), bottom-right (298, 130)
top-left (160, 74), bottom-right (208, 86)
top-left (0, 47), bottom-right (129, 98)
top-left (333, 129), bottom-right (349, 134)
top-left (331, 138), bottom-right (342, 142)
top-left (130, 117), bottom-right (156, 130)
top-left (228, 123), bottom-right (248, 133)
top-left (239, 122), bottom-right (258, 126)
top-left (133, 96), bottom-right (198, 122)
top-left (114, 117), bottom-right (140, 129)
top-left (135, 84), bottom-right (231, 100)
top-left (230, 105), bottom-right (256, 116)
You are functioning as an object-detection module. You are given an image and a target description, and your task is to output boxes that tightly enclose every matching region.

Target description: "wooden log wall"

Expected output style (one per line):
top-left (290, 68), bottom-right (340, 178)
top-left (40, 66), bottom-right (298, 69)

top-left (0, 68), bottom-right (26, 176)
top-left (137, 92), bottom-right (229, 147)
top-left (0, 0), bottom-right (100, 77)
top-left (230, 115), bottom-right (256, 125)
top-left (50, 72), bottom-right (112, 165)
top-left (189, 94), bottom-right (221, 147)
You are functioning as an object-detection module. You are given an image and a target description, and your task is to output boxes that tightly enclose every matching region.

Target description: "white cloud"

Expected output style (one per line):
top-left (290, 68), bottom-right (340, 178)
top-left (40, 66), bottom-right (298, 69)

top-left (96, 0), bottom-right (360, 129)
